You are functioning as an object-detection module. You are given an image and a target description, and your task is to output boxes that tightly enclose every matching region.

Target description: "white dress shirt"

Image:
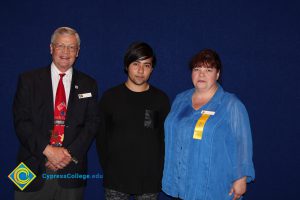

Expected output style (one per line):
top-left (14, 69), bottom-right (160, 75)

top-left (51, 63), bottom-right (73, 107)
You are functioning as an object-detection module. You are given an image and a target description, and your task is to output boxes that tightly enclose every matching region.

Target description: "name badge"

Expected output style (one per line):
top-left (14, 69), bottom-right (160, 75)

top-left (201, 110), bottom-right (215, 115)
top-left (193, 110), bottom-right (215, 140)
top-left (78, 92), bottom-right (92, 99)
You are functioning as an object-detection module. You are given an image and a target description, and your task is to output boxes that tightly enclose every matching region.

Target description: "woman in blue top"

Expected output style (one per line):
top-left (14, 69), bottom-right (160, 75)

top-left (162, 49), bottom-right (255, 200)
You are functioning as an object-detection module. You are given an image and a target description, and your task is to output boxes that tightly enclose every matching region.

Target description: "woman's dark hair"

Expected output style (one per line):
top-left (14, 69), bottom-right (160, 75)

top-left (124, 42), bottom-right (156, 73)
top-left (189, 49), bottom-right (222, 72)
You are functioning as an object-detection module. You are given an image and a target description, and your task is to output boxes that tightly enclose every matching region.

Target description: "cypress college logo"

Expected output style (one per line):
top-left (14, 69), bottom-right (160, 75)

top-left (8, 162), bottom-right (36, 190)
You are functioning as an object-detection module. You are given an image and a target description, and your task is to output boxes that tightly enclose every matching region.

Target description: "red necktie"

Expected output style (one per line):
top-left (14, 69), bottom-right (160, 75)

top-left (50, 73), bottom-right (67, 146)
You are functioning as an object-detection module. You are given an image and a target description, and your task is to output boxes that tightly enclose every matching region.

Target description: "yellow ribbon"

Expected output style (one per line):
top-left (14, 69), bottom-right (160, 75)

top-left (193, 113), bottom-right (211, 140)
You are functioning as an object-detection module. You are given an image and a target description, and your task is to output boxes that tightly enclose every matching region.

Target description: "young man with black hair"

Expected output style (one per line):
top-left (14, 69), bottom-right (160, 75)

top-left (97, 42), bottom-right (170, 200)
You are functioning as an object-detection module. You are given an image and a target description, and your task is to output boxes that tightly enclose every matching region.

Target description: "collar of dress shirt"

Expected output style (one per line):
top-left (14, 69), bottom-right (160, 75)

top-left (50, 62), bottom-right (73, 81)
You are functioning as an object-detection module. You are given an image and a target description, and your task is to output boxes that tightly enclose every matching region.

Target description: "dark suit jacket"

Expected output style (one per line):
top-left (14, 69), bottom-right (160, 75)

top-left (13, 66), bottom-right (99, 192)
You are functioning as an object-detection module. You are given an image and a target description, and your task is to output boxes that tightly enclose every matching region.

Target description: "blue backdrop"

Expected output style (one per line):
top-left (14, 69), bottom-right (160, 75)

top-left (0, 0), bottom-right (299, 199)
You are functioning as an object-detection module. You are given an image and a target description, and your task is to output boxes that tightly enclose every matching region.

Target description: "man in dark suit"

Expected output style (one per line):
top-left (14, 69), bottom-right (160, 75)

top-left (13, 27), bottom-right (99, 200)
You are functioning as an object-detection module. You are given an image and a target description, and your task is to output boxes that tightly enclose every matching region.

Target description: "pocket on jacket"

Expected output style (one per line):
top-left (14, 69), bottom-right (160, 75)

top-left (144, 109), bottom-right (159, 129)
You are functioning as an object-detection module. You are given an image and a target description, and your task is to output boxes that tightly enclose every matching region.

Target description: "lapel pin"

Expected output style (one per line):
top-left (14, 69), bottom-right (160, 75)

top-left (75, 85), bottom-right (78, 89)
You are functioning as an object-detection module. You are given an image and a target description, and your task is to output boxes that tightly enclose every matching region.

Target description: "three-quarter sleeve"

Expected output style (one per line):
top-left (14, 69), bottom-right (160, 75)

top-left (228, 98), bottom-right (255, 183)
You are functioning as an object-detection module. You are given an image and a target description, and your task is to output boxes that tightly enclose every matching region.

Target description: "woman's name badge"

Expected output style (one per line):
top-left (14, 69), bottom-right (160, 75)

top-left (193, 110), bottom-right (215, 140)
top-left (201, 110), bottom-right (215, 115)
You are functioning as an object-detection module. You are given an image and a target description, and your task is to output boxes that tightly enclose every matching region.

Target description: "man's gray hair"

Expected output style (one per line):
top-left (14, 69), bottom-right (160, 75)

top-left (51, 27), bottom-right (81, 46)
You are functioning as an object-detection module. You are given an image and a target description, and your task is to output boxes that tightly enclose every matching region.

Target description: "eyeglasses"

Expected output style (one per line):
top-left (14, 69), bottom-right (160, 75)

top-left (53, 43), bottom-right (78, 53)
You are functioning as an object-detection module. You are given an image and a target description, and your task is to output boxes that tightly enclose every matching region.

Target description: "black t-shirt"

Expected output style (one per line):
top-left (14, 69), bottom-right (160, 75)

top-left (97, 83), bottom-right (170, 194)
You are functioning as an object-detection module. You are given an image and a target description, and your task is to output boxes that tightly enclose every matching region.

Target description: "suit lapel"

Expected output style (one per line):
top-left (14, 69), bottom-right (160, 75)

top-left (38, 67), bottom-right (54, 128)
top-left (66, 69), bottom-right (78, 120)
